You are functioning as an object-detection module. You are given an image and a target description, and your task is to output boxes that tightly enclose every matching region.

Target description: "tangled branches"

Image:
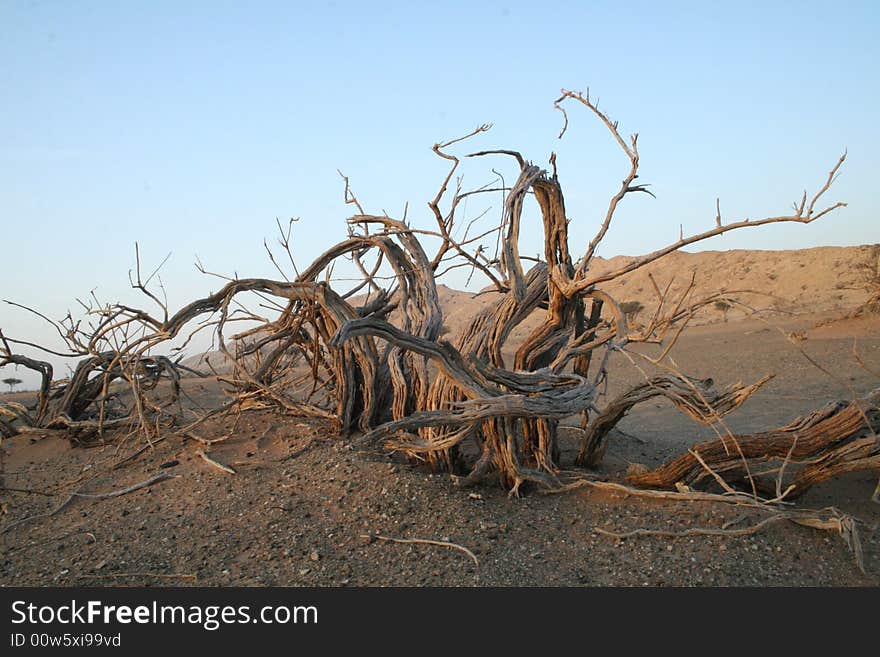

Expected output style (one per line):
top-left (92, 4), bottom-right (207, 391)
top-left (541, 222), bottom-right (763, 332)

top-left (3, 88), bottom-right (870, 505)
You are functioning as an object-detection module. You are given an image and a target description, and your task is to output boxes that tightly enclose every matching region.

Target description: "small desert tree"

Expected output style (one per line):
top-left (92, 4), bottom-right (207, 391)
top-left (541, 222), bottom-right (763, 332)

top-left (714, 299), bottom-right (732, 322)
top-left (2, 377), bottom-right (22, 393)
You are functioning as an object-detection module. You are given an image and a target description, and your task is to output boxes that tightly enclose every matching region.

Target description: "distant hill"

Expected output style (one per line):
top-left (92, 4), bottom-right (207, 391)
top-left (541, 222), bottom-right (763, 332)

top-left (439, 244), bottom-right (879, 337)
top-left (183, 244), bottom-right (879, 373)
top-left (579, 243), bottom-right (878, 320)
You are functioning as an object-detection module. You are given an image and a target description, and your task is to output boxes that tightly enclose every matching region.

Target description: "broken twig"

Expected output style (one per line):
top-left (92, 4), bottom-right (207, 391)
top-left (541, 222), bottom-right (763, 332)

top-left (363, 533), bottom-right (479, 567)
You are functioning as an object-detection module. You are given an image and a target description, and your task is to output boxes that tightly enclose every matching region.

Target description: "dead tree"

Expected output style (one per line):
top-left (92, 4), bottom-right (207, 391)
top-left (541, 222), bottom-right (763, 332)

top-left (320, 89), bottom-right (850, 494)
top-left (3, 88), bottom-right (869, 500)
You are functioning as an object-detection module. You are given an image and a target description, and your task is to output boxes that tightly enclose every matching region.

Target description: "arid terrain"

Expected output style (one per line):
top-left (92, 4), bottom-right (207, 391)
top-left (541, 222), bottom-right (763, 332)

top-left (1, 245), bottom-right (879, 587)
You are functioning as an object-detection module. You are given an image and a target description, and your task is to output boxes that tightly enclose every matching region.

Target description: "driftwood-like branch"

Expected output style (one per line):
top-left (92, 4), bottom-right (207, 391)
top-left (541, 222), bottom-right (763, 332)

top-left (1, 472), bottom-right (178, 535)
top-left (196, 449), bottom-right (236, 475)
top-left (594, 507), bottom-right (865, 573)
top-left (577, 374), bottom-right (773, 467)
top-left (628, 390), bottom-right (880, 497)
top-left (363, 533), bottom-right (480, 567)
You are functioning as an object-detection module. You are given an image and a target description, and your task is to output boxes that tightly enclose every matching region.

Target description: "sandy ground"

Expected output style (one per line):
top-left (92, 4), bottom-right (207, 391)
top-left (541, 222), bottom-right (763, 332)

top-left (1, 313), bottom-right (879, 587)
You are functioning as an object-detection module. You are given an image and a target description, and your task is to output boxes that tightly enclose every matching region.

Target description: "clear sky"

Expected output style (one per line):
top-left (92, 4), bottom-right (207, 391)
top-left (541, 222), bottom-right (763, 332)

top-left (1, 1), bottom-right (878, 387)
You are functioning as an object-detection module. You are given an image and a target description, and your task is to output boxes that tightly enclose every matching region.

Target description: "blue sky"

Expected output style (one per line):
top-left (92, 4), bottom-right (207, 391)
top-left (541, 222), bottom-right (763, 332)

top-left (1, 1), bottom-right (878, 385)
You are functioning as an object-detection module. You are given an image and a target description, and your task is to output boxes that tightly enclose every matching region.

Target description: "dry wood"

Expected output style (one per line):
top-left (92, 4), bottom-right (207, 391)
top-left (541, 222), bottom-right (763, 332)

top-left (0, 88), bottom-right (856, 502)
top-left (195, 449), bottom-right (236, 475)
top-left (0, 472), bottom-right (178, 534)
top-left (595, 507), bottom-right (866, 574)
top-left (576, 374), bottom-right (772, 467)
top-left (182, 431), bottom-right (228, 446)
top-left (363, 533), bottom-right (480, 567)
top-left (628, 390), bottom-right (880, 496)
top-left (78, 572), bottom-right (197, 581)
